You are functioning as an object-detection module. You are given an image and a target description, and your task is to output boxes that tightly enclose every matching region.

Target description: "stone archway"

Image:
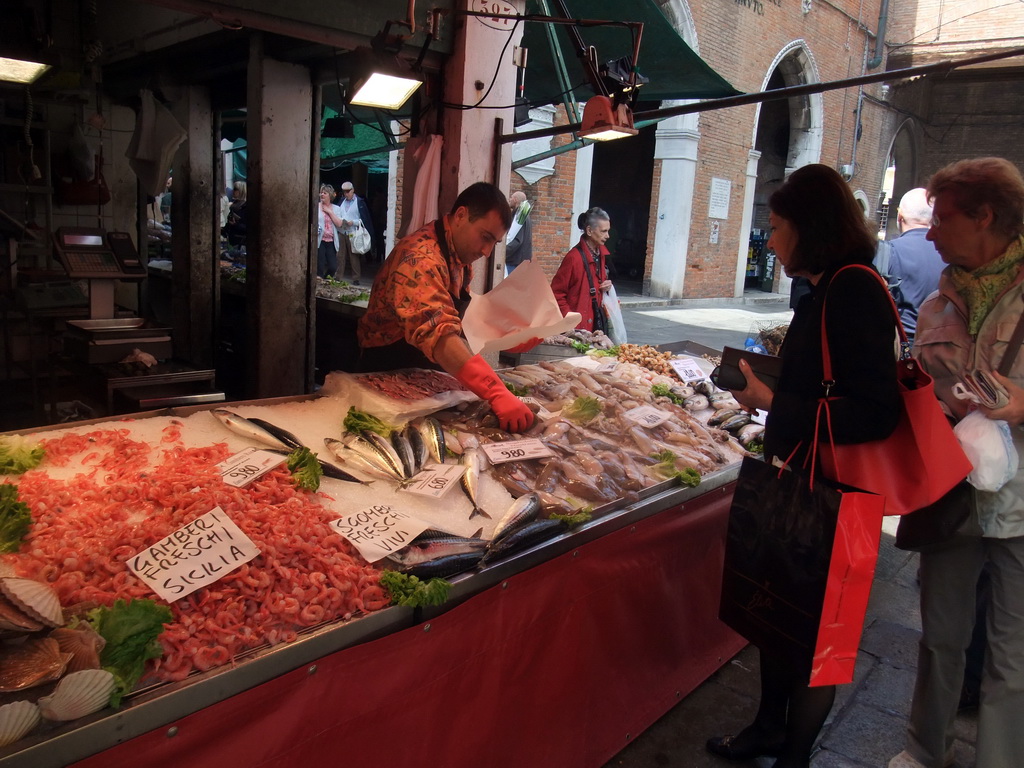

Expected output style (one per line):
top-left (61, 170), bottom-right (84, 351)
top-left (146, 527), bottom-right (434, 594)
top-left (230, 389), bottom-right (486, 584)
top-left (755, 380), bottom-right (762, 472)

top-left (739, 41), bottom-right (824, 297)
top-left (643, 0), bottom-right (703, 298)
top-left (880, 119), bottom-right (922, 239)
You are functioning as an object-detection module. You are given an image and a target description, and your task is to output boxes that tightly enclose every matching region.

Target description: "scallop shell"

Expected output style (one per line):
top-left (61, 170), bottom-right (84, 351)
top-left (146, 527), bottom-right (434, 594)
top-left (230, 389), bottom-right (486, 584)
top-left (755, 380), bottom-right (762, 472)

top-left (50, 626), bottom-right (106, 673)
top-left (0, 593), bottom-right (45, 633)
top-left (0, 700), bottom-right (41, 748)
top-left (0, 637), bottom-right (72, 692)
top-left (38, 669), bottom-right (116, 722)
top-left (0, 578), bottom-right (64, 628)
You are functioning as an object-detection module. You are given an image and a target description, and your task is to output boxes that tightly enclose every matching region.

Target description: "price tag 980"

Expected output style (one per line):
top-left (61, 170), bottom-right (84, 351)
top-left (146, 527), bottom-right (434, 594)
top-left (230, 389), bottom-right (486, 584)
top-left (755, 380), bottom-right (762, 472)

top-left (216, 448), bottom-right (286, 488)
top-left (480, 438), bottom-right (554, 465)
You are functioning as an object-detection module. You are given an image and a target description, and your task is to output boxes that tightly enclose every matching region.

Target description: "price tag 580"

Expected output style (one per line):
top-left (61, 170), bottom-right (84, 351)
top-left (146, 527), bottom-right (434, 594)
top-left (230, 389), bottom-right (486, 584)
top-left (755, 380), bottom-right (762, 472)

top-left (216, 448), bottom-right (286, 488)
top-left (480, 438), bottom-right (555, 465)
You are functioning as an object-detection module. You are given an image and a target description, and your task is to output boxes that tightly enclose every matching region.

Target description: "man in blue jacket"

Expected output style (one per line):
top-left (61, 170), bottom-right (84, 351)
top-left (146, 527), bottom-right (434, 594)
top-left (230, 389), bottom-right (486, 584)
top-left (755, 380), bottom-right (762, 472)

top-left (875, 187), bottom-right (945, 341)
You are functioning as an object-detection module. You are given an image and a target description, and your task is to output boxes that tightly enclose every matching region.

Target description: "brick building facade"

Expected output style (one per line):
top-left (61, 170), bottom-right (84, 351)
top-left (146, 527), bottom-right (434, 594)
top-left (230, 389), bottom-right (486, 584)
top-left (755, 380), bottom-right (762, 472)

top-left (507, 0), bottom-right (1023, 301)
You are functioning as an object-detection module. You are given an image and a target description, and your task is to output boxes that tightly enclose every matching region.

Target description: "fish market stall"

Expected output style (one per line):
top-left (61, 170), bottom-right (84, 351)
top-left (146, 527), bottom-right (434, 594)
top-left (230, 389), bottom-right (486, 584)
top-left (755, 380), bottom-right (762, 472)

top-left (0, 348), bottom-right (756, 768)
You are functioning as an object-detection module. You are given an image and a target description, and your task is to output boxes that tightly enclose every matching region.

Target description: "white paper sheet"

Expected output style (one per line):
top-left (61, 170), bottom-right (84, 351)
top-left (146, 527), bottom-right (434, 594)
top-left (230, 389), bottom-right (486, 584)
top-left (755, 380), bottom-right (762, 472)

top-left (462, 260), bottom-right (581, 354)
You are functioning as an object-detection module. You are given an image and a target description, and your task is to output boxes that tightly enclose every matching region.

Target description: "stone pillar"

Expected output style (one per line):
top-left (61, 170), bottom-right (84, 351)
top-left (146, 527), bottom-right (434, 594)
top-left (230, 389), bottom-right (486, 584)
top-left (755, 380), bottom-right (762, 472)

top-left (246, 34), bottom-right (315, 398)
top-left (438, 1), bottom-right (522, 292)
top-left (648, 119), bottom-right (700, 298)
top-left (169, 86), bottom-right (215, 366)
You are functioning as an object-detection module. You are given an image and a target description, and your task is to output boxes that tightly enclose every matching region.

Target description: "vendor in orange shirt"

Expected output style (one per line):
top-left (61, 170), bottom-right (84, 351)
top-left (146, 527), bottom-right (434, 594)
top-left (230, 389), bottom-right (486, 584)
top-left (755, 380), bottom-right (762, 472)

top-left (357, 182), bottom-right (535, 433)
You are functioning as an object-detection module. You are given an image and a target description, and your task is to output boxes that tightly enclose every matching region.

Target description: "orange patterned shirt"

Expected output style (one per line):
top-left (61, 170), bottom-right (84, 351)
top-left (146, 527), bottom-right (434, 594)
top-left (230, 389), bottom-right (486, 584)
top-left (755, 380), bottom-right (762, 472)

top-left (357, 218), bottom-right (472, 363)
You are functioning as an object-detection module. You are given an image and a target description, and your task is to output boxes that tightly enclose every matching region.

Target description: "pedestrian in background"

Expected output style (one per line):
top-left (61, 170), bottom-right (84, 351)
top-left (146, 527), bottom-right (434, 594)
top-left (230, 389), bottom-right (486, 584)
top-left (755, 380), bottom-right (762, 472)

top-left (504, 190), bottom-right (533, 274)
top-left (335, 180), bottom-right (374, 285)
top-left (316, 183), bottom-right (345, 278)
top-left (889, 157), bottom-right (1024, 768)
top-left (874, 187), bottom-right (945, 341)
top-left (552, 207), bottom-right (613, 333)
top-left (710, 164), bottom-right (900, 768)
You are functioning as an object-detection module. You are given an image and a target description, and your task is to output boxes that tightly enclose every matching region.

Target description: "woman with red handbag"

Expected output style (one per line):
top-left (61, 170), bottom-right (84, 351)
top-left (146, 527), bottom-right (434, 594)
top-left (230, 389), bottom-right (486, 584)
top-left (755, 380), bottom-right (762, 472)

top-left (707, 164), bottom-right (901, 768)
top-left (888, 158), bottom-right (1024, 768)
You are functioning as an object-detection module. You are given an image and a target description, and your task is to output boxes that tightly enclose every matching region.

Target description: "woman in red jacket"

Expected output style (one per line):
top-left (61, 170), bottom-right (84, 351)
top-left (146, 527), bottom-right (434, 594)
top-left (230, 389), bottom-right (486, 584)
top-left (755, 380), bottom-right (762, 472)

top-left (551, 207), bottom-right (613, 332)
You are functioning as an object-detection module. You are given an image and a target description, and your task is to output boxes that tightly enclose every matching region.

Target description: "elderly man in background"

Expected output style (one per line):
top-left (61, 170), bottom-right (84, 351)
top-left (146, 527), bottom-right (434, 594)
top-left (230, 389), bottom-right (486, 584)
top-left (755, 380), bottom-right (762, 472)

top-left (335, 180), bottom-right (374, 285)
top-left (504, 191), bottom-right (533, 274)
top-left (875, 187), bottom-right (945, 340)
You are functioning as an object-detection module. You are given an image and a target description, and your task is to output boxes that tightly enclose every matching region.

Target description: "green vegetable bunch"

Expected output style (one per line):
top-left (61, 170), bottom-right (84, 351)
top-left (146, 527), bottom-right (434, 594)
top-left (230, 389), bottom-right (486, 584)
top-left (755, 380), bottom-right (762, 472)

top-left (286, 447), bottom-right (323, 491)
top-left (504, 381), bottom-right (530, 397)
top-left (0, 484), bottom-right (32, 553)
top-left (0, 436), bottom-right (45, 474)
top-left (379, 571), bottom-right (451, 607)
top-left (86, 599), bottom-right (174, 707)
top-left (562, 396), bottom-right (602, 425)
top-left (343, 407), bottom-right (394, 437)
top-left (651, 383), bottom-right (685, 406)
top-left (549, 510), bottom-right (592, 528)
top-left (651, 450), bottom-right (701, 488)
top-left (591, 345), bottom-right (620, 358)
top-left (569, 339), bottom-right (591, 353)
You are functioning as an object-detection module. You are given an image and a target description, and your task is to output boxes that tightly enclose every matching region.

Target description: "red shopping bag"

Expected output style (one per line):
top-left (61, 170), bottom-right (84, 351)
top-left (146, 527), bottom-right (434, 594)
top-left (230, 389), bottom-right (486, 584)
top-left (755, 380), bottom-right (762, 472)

top-left (719, 456), bottom-right (885, 686)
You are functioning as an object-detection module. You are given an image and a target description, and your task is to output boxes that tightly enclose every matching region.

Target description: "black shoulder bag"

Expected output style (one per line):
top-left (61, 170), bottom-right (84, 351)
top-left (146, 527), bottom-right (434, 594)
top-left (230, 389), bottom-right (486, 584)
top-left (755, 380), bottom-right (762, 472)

top-left (578, 245), bottom-right (607, 334)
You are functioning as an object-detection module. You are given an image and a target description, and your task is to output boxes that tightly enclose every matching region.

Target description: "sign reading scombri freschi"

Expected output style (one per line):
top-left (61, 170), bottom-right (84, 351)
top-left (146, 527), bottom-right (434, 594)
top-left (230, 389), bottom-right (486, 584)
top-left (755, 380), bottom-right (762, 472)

top-left (330, 505), bottom-right (431, 564)
top-left (128, 507), bottom-right (260, 602)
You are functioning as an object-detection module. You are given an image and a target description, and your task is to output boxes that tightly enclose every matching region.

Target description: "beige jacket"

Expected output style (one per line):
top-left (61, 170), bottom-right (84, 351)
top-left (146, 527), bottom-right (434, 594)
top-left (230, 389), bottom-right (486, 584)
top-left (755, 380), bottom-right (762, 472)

top-left (914, 255), bottom-right (1024, 537)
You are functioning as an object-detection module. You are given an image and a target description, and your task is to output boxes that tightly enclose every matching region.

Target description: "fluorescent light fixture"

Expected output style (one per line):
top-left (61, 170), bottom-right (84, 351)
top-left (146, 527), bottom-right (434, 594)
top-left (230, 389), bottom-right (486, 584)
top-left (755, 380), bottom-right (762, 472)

top-left (0, 56), bottom-right (50, 84)
top-left (348, 46), bottom-right (422, 111)
top-left (580, 96), bottom-right (638, 142)
top-left (350, 70), bottom-right (421, 110)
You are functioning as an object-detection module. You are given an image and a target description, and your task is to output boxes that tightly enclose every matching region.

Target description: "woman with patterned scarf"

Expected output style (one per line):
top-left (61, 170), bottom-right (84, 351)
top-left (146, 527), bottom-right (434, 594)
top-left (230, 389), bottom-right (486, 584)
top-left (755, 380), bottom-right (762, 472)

top-left (889, 157), bottom-right (1024, 768)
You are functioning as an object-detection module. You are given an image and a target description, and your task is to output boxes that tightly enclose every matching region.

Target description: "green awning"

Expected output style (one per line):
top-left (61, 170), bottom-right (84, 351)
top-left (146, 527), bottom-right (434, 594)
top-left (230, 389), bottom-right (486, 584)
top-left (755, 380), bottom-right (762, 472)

top-left (522, 0), bottom-right (739, 105)
top-left (320, 107), bottom-right (395, 172)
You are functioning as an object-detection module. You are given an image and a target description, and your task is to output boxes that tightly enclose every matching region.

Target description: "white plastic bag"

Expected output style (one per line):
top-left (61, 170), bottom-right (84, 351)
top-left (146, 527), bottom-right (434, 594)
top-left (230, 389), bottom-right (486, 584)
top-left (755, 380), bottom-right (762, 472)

top-left (349, 222), bottom-right (371, 254)
top-left (954, 410), bottom-right (1019, 492)
top-left (602, 284), bottom-right (628, 346)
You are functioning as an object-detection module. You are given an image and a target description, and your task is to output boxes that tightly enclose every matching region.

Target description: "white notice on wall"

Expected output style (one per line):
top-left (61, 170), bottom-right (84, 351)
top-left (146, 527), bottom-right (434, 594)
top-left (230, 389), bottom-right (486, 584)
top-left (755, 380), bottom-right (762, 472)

top-left (329, 504), bottom-right (431, 563)
top-left (128, 507), bottom-right (260, 602)
top-left (708, 177), bottom-right (731, 220)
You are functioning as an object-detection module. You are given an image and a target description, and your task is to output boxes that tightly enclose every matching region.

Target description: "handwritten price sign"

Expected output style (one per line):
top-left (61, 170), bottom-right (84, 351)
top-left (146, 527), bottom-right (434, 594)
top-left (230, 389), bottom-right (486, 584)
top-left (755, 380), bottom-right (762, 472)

top-left (670, 356), bottom-right (707, 383)
top-left (401, 463), bottom-right (467, 500)
top-left (330, 504), bottom-right (431, 563)
top-left (216, 447), bottom-right (286, 488)
top-left (480, 438), bottom-right (555, 465)
top-left (625, 405), bottom-right (671, 428)
top-left (128, 507), bottom-right (260, 602)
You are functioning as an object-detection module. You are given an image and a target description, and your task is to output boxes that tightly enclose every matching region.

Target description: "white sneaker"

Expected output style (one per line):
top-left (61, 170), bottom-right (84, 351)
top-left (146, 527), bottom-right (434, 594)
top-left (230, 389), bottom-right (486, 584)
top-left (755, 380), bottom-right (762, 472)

top-left (888, 752), bottom-right (927, 768)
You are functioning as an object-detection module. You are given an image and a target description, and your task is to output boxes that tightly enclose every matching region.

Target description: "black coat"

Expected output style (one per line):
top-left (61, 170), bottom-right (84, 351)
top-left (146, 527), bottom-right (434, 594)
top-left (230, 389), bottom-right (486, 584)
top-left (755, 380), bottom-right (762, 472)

top-left (764, 265), bottom-right (902, 466)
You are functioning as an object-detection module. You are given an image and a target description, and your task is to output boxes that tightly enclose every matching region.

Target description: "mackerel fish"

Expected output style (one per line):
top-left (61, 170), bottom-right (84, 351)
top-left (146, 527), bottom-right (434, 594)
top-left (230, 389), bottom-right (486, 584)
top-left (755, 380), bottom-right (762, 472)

top-left (213, 409), bottom-right (293, 450)
top-left (460, 447), bottom-right (491, 519)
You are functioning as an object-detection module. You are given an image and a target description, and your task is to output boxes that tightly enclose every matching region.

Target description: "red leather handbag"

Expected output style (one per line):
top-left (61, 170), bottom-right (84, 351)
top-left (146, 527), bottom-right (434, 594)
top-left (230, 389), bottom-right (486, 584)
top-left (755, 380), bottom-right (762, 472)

top-left (813, 265), bottom-right (973, 516)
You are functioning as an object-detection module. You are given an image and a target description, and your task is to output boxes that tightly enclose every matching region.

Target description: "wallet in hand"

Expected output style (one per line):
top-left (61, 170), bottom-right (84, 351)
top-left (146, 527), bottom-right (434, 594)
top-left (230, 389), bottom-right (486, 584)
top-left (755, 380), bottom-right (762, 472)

top-left (952, 369), bottom-right (1009, 409)
top-left (709, 346), bottom-right (783, 391)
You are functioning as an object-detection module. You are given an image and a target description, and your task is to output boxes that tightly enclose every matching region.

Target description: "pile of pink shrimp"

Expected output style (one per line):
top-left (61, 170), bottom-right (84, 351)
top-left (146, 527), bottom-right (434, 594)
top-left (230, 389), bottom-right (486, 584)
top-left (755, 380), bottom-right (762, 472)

top-left (3, 425), bottom-right (390, 683)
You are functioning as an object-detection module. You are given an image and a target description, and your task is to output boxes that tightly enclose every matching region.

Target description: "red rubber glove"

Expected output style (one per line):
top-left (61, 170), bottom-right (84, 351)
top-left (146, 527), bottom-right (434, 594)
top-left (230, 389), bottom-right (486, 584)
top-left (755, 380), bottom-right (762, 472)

top-left (505, 337), bottom-right (543, 354)
top-left (456, 354), bottom-right (535, 433)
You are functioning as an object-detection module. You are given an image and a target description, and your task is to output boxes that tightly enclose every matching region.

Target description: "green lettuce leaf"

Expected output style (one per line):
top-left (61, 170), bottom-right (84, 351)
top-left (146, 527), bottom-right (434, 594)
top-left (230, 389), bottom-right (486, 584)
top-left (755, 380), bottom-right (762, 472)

top-left (0, 436), bottom-right (45, 474)
top-left (87, 599), bottom-right (174, 707)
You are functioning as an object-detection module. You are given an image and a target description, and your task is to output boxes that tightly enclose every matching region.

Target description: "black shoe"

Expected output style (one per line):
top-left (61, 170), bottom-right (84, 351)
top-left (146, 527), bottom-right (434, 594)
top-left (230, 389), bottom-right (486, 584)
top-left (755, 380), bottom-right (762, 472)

top-left (706, 731), bottom-right (785, 760)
